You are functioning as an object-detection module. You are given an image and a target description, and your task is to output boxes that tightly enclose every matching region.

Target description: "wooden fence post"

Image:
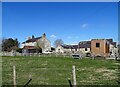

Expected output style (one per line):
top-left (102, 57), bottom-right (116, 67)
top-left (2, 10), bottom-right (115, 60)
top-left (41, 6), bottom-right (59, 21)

top-left (13, 66), bottom-right (16, 87)
top-left (72, 65), bottom-right (76, 87)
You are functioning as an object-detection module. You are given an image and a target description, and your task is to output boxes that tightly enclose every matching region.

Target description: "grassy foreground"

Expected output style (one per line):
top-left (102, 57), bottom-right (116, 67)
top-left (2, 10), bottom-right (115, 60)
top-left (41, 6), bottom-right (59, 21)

top-left (2, 56), bottom-right (119, 85)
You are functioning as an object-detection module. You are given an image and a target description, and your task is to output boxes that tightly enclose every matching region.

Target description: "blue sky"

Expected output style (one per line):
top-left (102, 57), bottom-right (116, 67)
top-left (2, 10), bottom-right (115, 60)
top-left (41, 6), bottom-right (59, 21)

top-left (2, 2), bottom-right (118, 46)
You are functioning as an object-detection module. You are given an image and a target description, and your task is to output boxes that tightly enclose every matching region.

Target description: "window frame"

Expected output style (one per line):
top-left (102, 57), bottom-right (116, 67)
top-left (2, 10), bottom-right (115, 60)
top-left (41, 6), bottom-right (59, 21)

top-left (96, 43), bottom-right (100, 48)
top-left (85, 48), bottom-right (87, 51)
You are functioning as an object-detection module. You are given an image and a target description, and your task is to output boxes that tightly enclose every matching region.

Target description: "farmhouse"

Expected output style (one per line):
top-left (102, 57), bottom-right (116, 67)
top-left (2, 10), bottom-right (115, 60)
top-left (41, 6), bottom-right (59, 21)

top-left (22, 33), bottom-right (51, 53)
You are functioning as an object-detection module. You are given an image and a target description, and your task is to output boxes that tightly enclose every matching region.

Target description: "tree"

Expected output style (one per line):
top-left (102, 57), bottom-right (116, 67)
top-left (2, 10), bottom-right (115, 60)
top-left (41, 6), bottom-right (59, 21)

top-left (16, 48), bottom-right (23, 53)
top-left (2, 38), bottom-right (19, 52)
top-left (54, 39), bottom-right (64, 48)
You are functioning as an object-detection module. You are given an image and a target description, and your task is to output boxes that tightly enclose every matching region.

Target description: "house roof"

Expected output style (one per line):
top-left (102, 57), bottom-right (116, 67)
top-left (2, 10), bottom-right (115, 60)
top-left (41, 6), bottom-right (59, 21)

top-left (22, 37), bottom-right (42, 44)
top-left (78, 41), bottom-right (91, 48)
top-left (106, 39), bottom-right (116, 46)
top-left (61, 43), bottom-right (91, 49)
top-left (79, 41), bottom-right (91, 44)
top-left (79, 44), bottom-right (91, 48)
top-left (110, 42), bottom-right (116, 47)
top-left (61, 45), bottom-right (78, 49)
top-left (106, 39), bottom-right (113, 43)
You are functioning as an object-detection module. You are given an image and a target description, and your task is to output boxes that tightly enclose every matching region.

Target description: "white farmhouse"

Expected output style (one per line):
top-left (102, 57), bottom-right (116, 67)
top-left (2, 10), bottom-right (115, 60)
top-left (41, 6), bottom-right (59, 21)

top-left (22, 33), bottom-right (51, 53)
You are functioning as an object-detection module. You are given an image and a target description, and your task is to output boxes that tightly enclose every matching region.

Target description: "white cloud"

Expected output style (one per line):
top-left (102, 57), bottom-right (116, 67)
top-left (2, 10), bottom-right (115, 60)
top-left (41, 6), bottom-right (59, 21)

top-left (50, 35), bottom-right (56, 38)
top-left (81, 23), bottom-right (88, 28)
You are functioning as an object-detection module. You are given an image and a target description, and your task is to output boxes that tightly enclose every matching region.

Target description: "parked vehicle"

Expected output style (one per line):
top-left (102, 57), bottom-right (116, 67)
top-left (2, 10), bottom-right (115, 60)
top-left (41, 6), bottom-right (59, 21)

top-left (72, 54), bottom-right (82, 59)
top-left (43, 51), bottom-right (52, 54)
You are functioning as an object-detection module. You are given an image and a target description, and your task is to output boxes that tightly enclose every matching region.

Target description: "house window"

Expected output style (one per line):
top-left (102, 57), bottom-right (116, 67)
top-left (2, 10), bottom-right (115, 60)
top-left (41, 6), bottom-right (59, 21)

top-left (85, 48), bottom-right (87, 51)
top-left (58, 49), bottom-right (60, 52)
top-left (75, 49), bottom-right (77, 51)
top-left (96, 43), bottom-right (100, 47)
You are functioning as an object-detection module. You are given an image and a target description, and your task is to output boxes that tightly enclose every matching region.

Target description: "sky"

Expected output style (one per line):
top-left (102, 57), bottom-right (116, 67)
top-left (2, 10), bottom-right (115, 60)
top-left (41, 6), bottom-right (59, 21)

top-left (2, 2), bottom-right (118, 47)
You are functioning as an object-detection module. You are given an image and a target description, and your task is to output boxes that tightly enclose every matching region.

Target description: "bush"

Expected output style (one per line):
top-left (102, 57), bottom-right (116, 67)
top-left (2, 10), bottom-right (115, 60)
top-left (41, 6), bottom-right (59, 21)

top-left (16, 48), bottom-right (23, 53)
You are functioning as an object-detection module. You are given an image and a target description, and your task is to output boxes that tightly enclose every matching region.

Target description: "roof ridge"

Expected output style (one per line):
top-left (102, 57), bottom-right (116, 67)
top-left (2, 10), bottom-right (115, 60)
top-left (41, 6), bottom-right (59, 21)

top-left (22, 36), bottom-right (42, 43)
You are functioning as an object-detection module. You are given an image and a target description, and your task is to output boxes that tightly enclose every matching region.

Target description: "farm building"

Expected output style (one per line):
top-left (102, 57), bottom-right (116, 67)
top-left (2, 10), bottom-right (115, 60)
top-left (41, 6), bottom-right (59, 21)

top-left (56, 41), bottom-right (91, 56)
top-left (91, 39), bottom-right (117, 57)
top-left (56, 39), bottom-right (117, 57)
top-left (55, 44), bottom-right (78, 54)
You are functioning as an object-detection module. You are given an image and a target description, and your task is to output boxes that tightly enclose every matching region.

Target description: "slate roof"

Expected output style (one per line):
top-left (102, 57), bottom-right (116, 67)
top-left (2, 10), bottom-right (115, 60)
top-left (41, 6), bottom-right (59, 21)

top-left (22, 37), bottom-right (42, 44)
top-left (79, 43), bottom-right (91, 48)
top-left (61, 45), bottom-right (78, 49)
top-left (106, 39), bottom-right (116, 46)
top-left (61, 41), bottom-right (91, 49)
top-left (79, 41), bottom-right (91, 44)
top-left (110, 42), bottom-right (116, 47)
top-left (78, 41), bottom-right (91, 48)
top-left (106, 39), bottom-right (113, 43)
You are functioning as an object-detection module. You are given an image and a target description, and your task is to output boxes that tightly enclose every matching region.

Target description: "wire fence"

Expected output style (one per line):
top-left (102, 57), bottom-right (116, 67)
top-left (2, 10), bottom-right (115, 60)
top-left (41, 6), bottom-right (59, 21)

top-left (3, 66), bottom-right (73, 86)
top-left (2, 65), bottom-right (118, 86)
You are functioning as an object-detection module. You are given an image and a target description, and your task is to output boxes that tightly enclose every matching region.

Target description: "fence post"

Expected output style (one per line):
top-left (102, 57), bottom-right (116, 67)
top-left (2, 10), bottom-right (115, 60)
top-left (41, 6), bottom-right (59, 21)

top-left (72, 65), bottom-right (76, 87)
top-left (13, 66), bottom-right (16, 87)
top-left (68, 79), bottom-right (73, 87)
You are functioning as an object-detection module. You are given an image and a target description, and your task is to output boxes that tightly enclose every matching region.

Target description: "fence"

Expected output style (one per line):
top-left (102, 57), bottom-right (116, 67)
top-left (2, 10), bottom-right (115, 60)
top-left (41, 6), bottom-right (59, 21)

top-left (1, 52), bottom-right (72, 58)
top-left (1, 52), bottom-right (22, 56)
top-left (2, 65), bottom-right (74, 86)
top-left (2, 55), bottom-right (119, 86)
top-left (1, 51), bottom-right (119, 60)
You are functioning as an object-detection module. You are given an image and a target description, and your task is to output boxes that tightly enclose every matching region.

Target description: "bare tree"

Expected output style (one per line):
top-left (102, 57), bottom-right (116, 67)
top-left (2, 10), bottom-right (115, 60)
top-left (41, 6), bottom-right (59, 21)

top-left (54, 39), bottom-right (64, 48)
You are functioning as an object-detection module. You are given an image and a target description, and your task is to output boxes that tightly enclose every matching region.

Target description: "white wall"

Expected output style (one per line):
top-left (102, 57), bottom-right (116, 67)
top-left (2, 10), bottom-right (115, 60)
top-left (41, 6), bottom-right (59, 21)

top-left (21, 42), bottom-right (36, 48)
top-left (56, 46), bottom-right (91, 54)
top-left (42, 38), bottom-right (51, 52)
top-left (109, 44), bottom-right (118, 57)
top-left (79, 48), bottom-right (90, 53)
top-left (56, 45), bottom-right (64, 53)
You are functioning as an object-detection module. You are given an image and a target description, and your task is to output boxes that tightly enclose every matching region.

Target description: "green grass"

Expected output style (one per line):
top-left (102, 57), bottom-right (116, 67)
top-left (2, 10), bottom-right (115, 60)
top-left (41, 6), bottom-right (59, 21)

top-left (2, 56), bottom-right (119, 85)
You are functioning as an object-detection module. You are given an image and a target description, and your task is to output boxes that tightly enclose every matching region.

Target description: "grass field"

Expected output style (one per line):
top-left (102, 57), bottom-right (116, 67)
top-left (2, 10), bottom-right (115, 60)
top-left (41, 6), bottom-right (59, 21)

top-left (2, 56), bottom-right (120, 86)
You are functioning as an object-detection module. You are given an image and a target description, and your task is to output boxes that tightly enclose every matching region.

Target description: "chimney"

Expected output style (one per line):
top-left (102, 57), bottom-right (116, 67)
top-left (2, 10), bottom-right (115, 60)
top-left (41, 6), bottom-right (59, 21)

top-left (32, 35), bottom-right (35, 39)
top-left (42, 33), bottom-right (46, 38)
top-left (28, 36), bottom-right (31, 40)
